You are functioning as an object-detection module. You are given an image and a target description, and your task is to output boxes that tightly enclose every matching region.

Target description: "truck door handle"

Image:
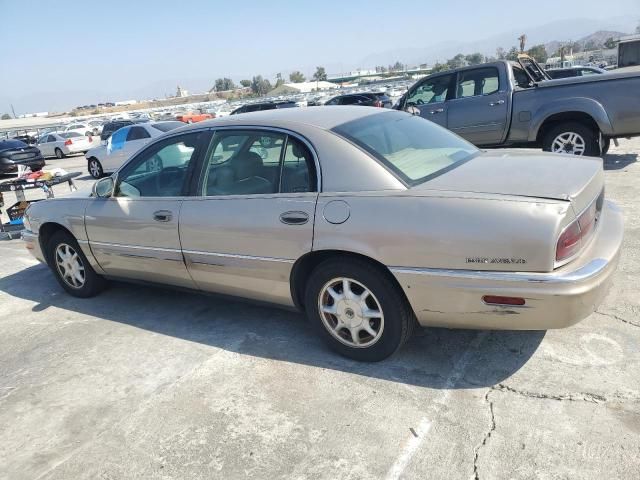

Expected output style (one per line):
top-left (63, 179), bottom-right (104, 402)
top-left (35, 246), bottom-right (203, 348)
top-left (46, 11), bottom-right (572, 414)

top-left (280, 211), bottom-right (309, 225)
top-left (153, 210), bottom-right (173, 222)
top-left (489, 100), bottom-right (505, 106)
top-left (429, 108), bottom-right (444, 114)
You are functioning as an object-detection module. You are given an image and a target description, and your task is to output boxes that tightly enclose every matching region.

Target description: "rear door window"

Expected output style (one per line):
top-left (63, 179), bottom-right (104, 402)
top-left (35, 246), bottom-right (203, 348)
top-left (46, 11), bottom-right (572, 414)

top-left (456, 67), bottom-right (500, 98)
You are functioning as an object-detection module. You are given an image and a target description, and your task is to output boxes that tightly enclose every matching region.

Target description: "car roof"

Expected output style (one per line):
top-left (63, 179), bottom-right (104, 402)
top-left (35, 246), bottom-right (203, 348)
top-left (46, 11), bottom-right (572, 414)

top-left (199, 105), bottom-right (388, 130)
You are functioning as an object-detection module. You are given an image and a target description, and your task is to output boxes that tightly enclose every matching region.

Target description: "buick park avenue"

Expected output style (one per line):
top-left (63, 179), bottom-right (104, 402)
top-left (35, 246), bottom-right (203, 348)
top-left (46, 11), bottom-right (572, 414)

top-left (22, 107), bottom-right (623, 361)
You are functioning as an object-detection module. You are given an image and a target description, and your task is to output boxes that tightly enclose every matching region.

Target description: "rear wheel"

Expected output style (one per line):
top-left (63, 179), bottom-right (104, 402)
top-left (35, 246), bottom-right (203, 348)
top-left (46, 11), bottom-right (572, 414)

top-left (601, 138), bottom-right (611, 155)
top-left (542, 122), bottom-right (600, 156)
top-left (304, 258), bottom-right (415, 361)
top-left (47, 231), bottom-right (106, 297)
top-left (88, 158), bottom-right (104, 179)
top-left (54, 147), bottom-right (65, 159)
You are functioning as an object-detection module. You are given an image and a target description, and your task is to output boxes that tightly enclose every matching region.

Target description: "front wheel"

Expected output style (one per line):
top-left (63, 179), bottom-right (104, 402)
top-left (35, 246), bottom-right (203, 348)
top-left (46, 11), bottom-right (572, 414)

top-left (88, 158), bottom-right (103, 179)
top-left (304, 258), bottom-right (415, 361)
top-left (542, 122), bottom-right (600, 156)
top-left (47, 231), bottom-right (106, 297)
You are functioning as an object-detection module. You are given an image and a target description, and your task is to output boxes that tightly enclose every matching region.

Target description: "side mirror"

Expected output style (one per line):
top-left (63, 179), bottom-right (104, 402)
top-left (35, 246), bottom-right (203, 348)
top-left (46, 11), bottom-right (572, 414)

top-left (405, 105), bottom-right (421, 116)
top-left (93, 176), bottom-right (115, 198)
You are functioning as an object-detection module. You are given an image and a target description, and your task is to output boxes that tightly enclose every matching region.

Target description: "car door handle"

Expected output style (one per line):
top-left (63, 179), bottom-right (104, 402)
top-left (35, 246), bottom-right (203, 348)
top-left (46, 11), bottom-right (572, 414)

top-left (489, 100), bottom-right (505, 106)
top-left (429, 108), bottom-right (444, 114)
top-left (280, 211), bottom-right (309, 225)
top-left (153, 210), bottom-right (173, 222)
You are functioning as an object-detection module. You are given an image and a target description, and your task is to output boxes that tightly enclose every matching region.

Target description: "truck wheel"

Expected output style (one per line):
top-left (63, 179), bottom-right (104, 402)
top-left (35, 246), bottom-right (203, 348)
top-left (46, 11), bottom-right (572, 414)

top-left (305, 258), bottom-right (416, 362)
top-left (543, 122), bottom-right (600, 156)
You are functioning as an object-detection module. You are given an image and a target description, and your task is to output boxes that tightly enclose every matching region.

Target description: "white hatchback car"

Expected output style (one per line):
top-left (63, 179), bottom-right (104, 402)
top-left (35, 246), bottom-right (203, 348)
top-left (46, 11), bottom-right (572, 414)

top-left (85, 121), bottom-right (184, 178)
top-left (37, 132), bottom-right (95, 158)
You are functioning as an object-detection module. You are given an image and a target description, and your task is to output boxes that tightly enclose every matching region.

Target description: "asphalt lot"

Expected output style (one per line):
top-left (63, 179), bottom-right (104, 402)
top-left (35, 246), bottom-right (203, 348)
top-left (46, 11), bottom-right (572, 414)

top-left (1, 142), bottom-right (639, 479)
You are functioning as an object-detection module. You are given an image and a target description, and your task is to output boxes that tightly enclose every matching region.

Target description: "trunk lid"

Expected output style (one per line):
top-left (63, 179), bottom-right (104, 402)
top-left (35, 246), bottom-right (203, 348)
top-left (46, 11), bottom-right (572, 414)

top-left (415, 149), bottom-right (604, 213)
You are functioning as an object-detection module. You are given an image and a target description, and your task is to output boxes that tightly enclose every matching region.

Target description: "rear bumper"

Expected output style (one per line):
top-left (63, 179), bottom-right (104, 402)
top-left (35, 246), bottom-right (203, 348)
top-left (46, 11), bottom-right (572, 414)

top-left (391, 200), bottom-right (624, 330)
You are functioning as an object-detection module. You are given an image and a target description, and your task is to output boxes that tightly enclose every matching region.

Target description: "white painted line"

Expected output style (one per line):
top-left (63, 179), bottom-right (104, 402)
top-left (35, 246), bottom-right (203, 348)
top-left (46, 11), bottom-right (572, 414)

top-left (385, 331), bottom-right (488, 480)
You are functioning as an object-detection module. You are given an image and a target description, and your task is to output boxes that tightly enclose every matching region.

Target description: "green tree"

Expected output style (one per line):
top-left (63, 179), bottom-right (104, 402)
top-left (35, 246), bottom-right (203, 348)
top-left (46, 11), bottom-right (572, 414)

top-left (250, 75), bottom-right (272, 96)
top-left (240, 79), bottom-right (251, 88)
top-left (448, 53), bottom-right (466, 69)
top-left (526, 44), bottom-right (548, 63)
top-left (312, 66), bottom-right (327, 81)
top-left (391, 61), bottom-right (405, 71)
top-left (506, 46), bottom-right (520, 61)
top-left (274, 78), bottom-right (285, 88)
top-left (496, 47), bottom-right (507, 60)
top-left (464, 52), bottom-right (484, 65)
top-left (214, 78), bottom-right (236, 91)
top-left (1, 113), bottom-right (11, 120)
top-left (430, 62), bottom-right (450, 73)
top-left (603, 37), bottom-right (617, 49)
top-left (289, 71), bottom-right (306, 83)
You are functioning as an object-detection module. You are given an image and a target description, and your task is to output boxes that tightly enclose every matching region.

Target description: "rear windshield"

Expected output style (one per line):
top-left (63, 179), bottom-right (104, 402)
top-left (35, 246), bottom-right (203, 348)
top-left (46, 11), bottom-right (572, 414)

top-left (60, 132), bottom-right (82, 138)
top-left (332, 111), bottom-right (479, 185)
top-left (150, 121), bottom-right (184, 133)
top-left (1, 139), bottom-right (28, 149)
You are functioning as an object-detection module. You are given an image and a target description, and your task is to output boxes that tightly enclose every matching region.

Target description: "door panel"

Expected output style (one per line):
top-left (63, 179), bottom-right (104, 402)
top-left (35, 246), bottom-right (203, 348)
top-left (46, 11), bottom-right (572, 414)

top-left (417, 101), bottom-right (448, 127)
top-left (85, 198), bottom-right (194, 287)
top-left (404, 74), bottom-right (454, 128)
top-left (447, 67), bottom-right (509, 145)
top-left (180, 194), bottom-right (316, 305)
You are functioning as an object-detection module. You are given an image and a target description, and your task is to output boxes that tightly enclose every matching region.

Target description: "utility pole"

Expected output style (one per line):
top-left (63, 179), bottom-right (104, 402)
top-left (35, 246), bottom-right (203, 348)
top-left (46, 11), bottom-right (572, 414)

top-left (10, 104), bottom-right (16, 118)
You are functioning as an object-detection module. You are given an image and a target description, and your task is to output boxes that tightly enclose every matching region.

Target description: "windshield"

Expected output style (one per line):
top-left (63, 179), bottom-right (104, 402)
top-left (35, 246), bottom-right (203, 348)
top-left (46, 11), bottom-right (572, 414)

top-left (332, 111), bottom-right (479, 185)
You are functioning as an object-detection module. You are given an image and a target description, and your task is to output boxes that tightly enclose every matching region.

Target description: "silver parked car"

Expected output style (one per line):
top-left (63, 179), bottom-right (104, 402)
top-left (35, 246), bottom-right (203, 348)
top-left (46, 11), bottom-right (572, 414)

top-left (22, 107), bottom-right (623, 361)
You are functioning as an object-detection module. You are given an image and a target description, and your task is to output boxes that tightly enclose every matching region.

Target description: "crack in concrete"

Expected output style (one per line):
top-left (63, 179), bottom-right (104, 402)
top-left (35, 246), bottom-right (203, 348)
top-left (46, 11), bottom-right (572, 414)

top-left (596, 310), bottom-right (640, 328)
top-left (493, 383), bottom-right (640, 404)
top-left (472, 389), bottom-right (496, 480)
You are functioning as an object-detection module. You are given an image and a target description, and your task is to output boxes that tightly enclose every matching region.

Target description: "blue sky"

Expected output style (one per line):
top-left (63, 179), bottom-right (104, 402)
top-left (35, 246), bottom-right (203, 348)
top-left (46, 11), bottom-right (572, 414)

top-left (0, 0), bottom-right (638, 113)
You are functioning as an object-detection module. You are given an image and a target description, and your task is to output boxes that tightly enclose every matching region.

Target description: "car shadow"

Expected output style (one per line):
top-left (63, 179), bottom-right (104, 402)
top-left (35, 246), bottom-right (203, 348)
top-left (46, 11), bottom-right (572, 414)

top-left (603, 152), bottom-right (637, 170)
top-left (0, 264), bottom-right (545, 390)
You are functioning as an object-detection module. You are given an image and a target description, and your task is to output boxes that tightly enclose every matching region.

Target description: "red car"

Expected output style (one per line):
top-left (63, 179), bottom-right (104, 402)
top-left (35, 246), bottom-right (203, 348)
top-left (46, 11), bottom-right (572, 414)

top-left (175, 111), bottom-right (214, 123)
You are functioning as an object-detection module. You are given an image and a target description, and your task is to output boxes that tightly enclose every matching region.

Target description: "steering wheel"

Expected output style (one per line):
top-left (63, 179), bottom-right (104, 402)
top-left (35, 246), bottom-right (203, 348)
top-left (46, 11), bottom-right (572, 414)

top-left (158, 166), bottom-right (183, 195)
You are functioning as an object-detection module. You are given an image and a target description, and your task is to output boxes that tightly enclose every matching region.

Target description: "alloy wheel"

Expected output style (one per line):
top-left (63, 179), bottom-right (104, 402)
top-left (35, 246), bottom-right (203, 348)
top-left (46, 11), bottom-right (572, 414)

top-left (318, 277), bottom-right (384, 348)
top-left (551, 132), bottom-right (586, 155)
top-left (89, 160), bottom-right (101, 178)
top-left (55, 243), bottom-right (86, 289)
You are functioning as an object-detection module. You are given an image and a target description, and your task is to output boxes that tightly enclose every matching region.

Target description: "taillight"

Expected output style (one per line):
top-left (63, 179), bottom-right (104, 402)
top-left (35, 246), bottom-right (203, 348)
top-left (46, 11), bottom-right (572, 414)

top-left (555, 192), bottom-right (603, 263)
top-left (556, 220), bottom-right (581, 262)
top-left (64, 139), bottom-right (72, 146)
top-left (88, 135), bottom-right (93, 142)
top-left (374, 100), bottom-right (383, 107)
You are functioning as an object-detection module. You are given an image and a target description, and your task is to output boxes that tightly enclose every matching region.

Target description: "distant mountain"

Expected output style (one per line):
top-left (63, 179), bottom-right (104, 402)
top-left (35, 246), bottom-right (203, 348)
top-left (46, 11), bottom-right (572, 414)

top-left (360, 17), bottom-right (636, 67)
top-left (545, 30), bottom-right (627, 56)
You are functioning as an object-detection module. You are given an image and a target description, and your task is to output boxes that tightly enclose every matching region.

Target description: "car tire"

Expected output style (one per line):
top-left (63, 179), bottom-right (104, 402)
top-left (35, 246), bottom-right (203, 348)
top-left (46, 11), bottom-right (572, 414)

top-left (88, 158), bottom-right (104, 179)
top-left (542, 122), bottom-right (600, 156)
top-left (304, 258), bottom-right (416, 361)
top-left (54, 147), bottom-right (65, 159)
top-left (47, 230), bottom-right (106, 298)
top-left (601, 138), bottom-right (611, 155)
top-left (85, 131), bottom-right (92, 137)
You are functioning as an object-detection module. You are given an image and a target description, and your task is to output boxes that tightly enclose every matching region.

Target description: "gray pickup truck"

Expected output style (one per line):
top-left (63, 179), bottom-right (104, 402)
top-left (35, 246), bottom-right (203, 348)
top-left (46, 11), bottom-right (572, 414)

top-left (395, 57), bottom-right (640, 156)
